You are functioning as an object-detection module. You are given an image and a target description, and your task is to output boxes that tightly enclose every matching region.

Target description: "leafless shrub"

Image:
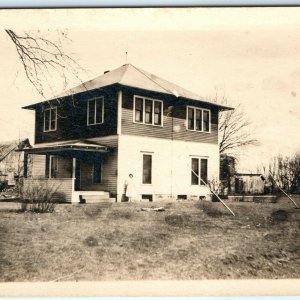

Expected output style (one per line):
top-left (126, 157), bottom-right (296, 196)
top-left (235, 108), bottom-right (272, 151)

top-left (208, 177), bottom-right (221, 192)
top-left (19, 182), bottom-right (59, 213)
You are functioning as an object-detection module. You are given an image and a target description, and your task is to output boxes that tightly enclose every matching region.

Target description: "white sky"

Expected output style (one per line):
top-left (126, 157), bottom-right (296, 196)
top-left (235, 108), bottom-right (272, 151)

top-left (0, 8), bottom-right (300, 172)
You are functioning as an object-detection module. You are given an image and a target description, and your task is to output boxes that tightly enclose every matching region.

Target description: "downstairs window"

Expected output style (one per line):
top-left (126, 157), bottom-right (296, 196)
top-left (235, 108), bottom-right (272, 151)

top-left (191, 157), bottom-right (208, 185)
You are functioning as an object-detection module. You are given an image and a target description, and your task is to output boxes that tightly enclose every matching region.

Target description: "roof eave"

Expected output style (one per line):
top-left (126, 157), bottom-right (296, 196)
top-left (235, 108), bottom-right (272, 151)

top-left (178, 96), bottom-right (234, 111)
top-left (22, 83), bottom-right (121, 110)
top-left (22, 82), bottom-right (234, 111)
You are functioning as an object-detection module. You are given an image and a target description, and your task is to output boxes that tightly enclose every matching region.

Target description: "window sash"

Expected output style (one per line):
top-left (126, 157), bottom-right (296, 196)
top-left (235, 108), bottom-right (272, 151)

top-left (195, 109), bottom-right (202, 131)
top-left (134, 96), bottom-right (163, 126)
top-left (203, 110), bottom-right (210, 132)
top-left (154, 101), bottom-right (162, 125)
top-left (191, 157), bottom-right (208, 185)
top-left (87, 97), bottom-right (104, 125)
top-left (188, 107), bottom-right (194, 130)
top-left (44, 107), bottom-right (57, 132)
top-left (135, 97), bottom-right (144, 122)
top-left (200, 158), bottom-right (208, 185)
top-left (145, 100), bottom-right (153, 124)
top-left (191, 158), bottom-right (199, 185)
top-left (143, 154), bottom-right (152, 184)
top-left (187, 106), bottom-right (210, 132)
top-left (44, 110), bottom-right (50, 131)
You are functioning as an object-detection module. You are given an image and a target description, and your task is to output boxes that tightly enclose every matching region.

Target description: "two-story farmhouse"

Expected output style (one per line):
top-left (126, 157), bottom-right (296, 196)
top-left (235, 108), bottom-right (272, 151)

top-left (22, 64), bottom-right (232, 203)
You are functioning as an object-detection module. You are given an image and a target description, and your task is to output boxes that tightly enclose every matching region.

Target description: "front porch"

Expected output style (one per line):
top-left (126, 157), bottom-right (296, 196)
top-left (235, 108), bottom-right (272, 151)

top-left (22, 140), bottom-right (117, 203)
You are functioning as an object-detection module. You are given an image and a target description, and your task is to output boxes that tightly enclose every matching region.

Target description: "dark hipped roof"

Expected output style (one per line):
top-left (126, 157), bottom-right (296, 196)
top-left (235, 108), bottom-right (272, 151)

top-left (23, 64), bottom-right (233, 110)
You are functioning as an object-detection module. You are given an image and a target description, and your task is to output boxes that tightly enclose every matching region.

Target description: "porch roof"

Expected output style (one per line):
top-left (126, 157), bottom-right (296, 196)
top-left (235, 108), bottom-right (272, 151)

top-left (22, 140), bottom-right (111, 154)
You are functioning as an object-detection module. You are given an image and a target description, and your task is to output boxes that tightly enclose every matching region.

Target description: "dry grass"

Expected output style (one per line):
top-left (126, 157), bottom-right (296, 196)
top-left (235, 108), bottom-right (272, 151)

top-left (0, 196), bottom-right (300, 282)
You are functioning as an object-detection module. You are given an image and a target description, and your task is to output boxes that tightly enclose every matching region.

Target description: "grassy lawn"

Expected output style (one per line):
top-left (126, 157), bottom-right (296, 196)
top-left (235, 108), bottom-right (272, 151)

top-left (0, 196), bottom-right (300, 282)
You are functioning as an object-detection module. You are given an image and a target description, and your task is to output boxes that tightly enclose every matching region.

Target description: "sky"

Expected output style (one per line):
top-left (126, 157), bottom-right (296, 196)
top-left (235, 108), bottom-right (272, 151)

top-left (0, 8), bottom-right (300, 172)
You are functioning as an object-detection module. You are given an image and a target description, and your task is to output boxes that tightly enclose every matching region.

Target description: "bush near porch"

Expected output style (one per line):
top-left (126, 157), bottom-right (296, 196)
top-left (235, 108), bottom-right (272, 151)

top-left (0, 196), bottom-right (300, 281)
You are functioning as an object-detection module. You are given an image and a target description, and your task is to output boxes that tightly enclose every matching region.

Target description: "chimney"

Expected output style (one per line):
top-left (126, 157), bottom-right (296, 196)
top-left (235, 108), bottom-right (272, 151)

top-left (104, 70), bottom-right (110, 74)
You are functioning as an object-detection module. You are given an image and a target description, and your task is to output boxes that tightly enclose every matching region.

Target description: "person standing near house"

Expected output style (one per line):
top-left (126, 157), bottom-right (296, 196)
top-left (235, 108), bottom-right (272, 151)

top-left (125, 173), bottom-right (135, 202)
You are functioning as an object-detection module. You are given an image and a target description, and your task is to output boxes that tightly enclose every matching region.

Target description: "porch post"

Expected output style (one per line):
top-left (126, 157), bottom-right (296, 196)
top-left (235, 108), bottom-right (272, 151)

top-left (71, 157), bottom-right (76, 202)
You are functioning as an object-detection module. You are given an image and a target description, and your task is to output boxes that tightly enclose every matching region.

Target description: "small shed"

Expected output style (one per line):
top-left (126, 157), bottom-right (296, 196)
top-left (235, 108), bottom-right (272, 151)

top-left (234, 173), bottom-right (265, 195)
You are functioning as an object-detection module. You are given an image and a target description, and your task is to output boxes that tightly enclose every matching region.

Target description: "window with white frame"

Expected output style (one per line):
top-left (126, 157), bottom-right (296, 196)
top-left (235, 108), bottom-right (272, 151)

top-left (134, 96), bottom-right (163, 126)
top-left (87, 97), bottom-right (104, 125)
top-left (44, 107), bottom-right (57, 132)
top-left (187, 106), bottom-right (210, 132)
top-left (142, 154), bottom-right (152, 184)
top-left (191, 157), bottom-right (208, 185)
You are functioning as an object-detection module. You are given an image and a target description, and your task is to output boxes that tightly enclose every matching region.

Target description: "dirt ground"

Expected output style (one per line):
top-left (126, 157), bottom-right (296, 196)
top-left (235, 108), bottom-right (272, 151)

top-left (0, 195), bottom-right (299, 282)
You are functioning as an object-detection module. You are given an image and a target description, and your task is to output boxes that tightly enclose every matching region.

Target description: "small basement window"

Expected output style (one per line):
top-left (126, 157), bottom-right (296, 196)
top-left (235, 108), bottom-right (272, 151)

top-left (142, 194), bottom-right (153, 202)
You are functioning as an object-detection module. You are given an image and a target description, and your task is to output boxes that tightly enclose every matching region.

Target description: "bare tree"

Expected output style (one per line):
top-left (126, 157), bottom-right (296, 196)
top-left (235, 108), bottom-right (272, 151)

top-left (210, 93), bottom-right (258, 154)
top-left (5, 29), bottom-right (85, 98)
top-left (268, 153), bottom-right (300, 194)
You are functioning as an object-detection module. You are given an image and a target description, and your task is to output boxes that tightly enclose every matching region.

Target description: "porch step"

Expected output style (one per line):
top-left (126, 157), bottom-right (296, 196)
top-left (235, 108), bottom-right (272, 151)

top-left (79, 192), bottom-right (115, 203)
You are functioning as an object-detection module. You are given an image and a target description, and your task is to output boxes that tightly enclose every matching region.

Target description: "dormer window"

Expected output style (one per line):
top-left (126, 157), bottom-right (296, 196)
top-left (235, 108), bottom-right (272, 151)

top-left (44, 107), bottom-right (57, 132)
top-left (133, 95), bottom-right (163, 126)
top-left (87, 97), bottom-right (104, 126)
top-left (187, 106), bottom-right (210, 133)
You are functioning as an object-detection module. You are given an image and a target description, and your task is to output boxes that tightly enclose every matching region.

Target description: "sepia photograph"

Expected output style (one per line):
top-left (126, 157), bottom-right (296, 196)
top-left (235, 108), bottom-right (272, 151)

top-left (0, 7), bottom-right (299, 296)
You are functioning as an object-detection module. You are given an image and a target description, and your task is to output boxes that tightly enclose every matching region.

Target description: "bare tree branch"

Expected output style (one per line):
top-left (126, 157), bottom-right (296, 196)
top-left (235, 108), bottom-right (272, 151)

top-left (5, 29), bottom-right (87, 100)
top-left (209, 93), bottom-right (259, 155)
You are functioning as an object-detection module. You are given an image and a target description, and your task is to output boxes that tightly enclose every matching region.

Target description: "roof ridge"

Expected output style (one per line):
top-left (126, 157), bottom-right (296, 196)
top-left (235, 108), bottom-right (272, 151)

top-left (130, 64), bottom-right (178, 97)
top-left (119, 64), bottom-right (130, 83)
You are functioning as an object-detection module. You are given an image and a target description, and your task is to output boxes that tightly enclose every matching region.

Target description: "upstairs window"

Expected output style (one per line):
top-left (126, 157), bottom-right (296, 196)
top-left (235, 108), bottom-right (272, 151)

top-left (44, 107), bottom-right (57, 132)
top-left (87, 97), bottom-right (104, 126)
top-left (134, 96), bottom-right (163, 126)
top-left (187, 106), bottom-right (210, 132)
top-left (191, 157), bottom-right (208, 185)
